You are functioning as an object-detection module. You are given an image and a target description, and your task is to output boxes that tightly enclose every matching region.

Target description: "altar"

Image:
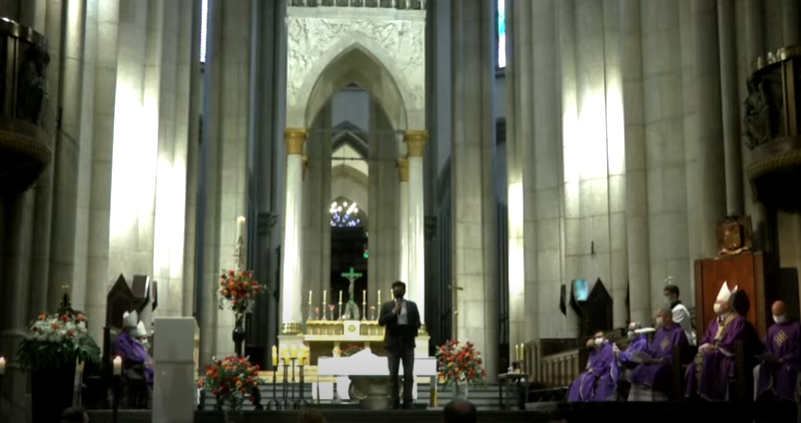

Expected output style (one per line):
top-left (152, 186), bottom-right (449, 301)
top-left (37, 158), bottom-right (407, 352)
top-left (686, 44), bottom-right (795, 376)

top-left (303, 318), bottom-right (430, 364)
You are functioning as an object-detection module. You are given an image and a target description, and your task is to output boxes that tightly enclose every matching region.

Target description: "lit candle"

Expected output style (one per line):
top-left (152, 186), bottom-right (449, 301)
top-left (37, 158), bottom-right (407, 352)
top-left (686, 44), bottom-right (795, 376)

top-left (291, 345), bottom-right (298, 358)
top-left (309, 290), bottom-right (313, 305)
top-left (236, 216), bottom-right (246, 242)
top-left (323, 290), bottom-right (327, 305)
top-left (378, 290), bottom-right (381, 304)
top-left (363, 290), bottom-right (366, 303)
top-left (339, 290), bottom-right (343, 303)
top-left (521, 344), bottom-right (525, 360)
top-left (271, 345), bottom-right (278, 367)
top-left (113, 356), bottom-right (122, 376)
top-left (0, 357), bottom-right (5, 375)
top-left (281, 344), bottom-right (289, 359)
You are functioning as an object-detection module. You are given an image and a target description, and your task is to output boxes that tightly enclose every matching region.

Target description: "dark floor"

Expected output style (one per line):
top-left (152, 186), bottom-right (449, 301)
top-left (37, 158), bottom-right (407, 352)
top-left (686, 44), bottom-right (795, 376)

top-left (86, 401), bottom-right (799, 423)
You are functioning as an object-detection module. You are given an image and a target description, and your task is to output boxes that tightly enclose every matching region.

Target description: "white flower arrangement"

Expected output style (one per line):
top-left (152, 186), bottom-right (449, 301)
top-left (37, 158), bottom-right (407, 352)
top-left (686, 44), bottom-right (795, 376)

top-left (28, 313), bottom-right (89, 343)
top-left (18, 310), bottom-right (100, 373)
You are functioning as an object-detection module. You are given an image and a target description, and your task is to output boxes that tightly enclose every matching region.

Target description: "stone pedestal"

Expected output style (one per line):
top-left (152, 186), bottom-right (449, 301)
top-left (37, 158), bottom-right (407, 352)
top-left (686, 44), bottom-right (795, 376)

top-left (152, 317), bottom-right (197, 423)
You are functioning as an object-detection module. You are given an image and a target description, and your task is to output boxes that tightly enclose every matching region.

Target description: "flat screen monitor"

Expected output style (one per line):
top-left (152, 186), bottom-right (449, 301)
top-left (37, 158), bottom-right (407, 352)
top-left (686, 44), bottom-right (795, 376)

top-left (573, 279), bottom-right (589, 302)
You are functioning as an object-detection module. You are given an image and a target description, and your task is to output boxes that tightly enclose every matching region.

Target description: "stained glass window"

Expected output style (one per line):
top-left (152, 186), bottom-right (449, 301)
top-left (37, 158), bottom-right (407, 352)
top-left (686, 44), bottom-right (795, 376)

top-left (200, 0), bottom-right (208, 63)
top-left (330, 200), bottom-right (362, 227)
top-left (497, 0), bottom-right (506, 68)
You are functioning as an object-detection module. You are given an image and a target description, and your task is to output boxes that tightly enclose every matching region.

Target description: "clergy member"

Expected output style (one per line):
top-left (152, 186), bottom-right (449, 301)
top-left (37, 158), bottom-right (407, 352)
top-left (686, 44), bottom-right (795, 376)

top-left (664, 284), bottom-right (697, 345)
top-left (754, 301), bottom-right (800, 402)
top-left (114, 311), bottom-right (154, 389)
top-left (616, 322), bottom-right (648, 368)
top-left (685, 283), bottom-right (746, 400)
top-left (568, 331), bottom-right (618, 402)
top-left (628, 307), bottom-right (689, 401)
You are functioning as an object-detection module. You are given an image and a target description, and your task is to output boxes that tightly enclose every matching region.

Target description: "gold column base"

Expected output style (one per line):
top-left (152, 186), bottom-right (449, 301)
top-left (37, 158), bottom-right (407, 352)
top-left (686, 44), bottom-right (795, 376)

top-left (431, 386), bottom-right (438, 407)
top-left (281, 322), bottom-right (303, 335)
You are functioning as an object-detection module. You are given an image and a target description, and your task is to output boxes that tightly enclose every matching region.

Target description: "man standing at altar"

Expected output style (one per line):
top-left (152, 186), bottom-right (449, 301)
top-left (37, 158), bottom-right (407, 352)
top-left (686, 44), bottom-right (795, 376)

top-left (754, 300), bottom-right (800, 402)
top-left (685, 283), bottom-right (746, 400)
top-left (567, 331), bottom-right (618, 402)
top-left (114, 310), bottom-right (155, 389)
top-left (628, 308), bottom-right (688, 401)
top-left (378, 281), bottom-right (421, 409)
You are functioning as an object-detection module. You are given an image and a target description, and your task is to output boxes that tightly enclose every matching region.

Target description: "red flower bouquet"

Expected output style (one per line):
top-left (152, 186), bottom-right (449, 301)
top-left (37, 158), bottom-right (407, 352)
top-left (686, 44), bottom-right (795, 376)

top-left (218, 269), bottom-right (265, 317)
top-left (436, 339), bottom-right (487, 386)
top-left (342, 344), bottom-right (364, 357)
top-left (198, 355), bottom-right (262, 410)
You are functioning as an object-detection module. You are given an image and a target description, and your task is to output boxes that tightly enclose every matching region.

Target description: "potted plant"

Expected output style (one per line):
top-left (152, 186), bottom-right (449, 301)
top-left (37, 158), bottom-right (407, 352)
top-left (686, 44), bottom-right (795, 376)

top-left (436, 339), bottom-right (487, 399)
top-left (17, 294), bottom-right (101, 422)
top-left (198, 355), bottom-right (262, 411)
top-left (218, 269), bottom-right (266, 354)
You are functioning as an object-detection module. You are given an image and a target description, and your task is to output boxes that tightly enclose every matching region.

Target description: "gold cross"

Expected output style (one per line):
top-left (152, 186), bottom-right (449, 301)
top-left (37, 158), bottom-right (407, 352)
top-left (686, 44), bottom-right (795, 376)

top-left (660, 337), bottom-right (670, 351)
top-left (774, 330), bottom-right (788, 347)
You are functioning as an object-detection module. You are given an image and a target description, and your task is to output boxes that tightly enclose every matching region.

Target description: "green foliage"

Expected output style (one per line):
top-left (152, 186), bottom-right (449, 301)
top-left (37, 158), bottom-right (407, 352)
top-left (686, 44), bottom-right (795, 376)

top-left (17, 333), bottom-right (101, 374)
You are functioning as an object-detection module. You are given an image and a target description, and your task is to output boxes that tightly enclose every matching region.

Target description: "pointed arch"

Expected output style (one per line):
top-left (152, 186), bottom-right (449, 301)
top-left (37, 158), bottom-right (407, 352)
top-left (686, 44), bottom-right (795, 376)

top-left (300, 36), bottom-right (410, 130)
top-left (331, 164), bottom-right (368, 217)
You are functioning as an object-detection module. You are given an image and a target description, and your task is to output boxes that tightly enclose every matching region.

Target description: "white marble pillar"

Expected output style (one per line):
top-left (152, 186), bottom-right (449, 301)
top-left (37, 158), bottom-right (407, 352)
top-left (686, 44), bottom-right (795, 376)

top-left (397, 157), bottom-right (409, 283)
top-left (782, 0), bottom-right (800, 44)
top-left (406, 131), bottom-right (426, 326)
top-left (718, 0), bottom-right (743, 216)
top-left (280, 128), bottom-right (307, 333)
top-left (152, 317), bottom-right (197, 423)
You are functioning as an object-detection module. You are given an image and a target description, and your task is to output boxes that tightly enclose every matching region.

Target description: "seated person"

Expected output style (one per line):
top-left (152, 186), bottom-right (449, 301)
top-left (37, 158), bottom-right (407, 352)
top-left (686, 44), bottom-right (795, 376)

top-left (685, 284), bottom-right (746, 400)
top-left (628, 307), bottom-right (689, 401)
top-left (114, 310), bottom-right (154, 389)
top-left (132, 321), bottom-right (151, 355)
top-left (568, 331), bottom-right (618, 402)
top-left (615, 322), bottom-right (648, 369)
top-left (754, 301), bottom-right (800, 402)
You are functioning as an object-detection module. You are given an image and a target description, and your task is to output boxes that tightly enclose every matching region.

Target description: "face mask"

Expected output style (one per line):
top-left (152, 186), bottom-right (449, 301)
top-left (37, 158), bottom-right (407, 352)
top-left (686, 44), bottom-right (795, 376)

top-left (655, 317), bottom-right (663, 327)
top-left (627, 331), bottom-right (636, 340)
top-left (594, 337), bottom-right (604, 346)
top-left (774, 314), bottom-right (787, 324)
top-left (393, 290), bottom-right (403, 299)
top-left (713, 303), bottom-right (721, 314)
top-left (664, 296), bottom-right (673, 306)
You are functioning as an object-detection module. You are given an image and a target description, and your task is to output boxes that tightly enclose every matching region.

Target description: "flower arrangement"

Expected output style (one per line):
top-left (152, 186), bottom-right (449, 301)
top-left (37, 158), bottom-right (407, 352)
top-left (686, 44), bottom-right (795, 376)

top-left (218, 269), bottom-right (265, 317)
top-left (17, 295), bottom-right (101, 373)
top-left (198, 355), bottom-right (262, 410)
top-left (342, 344), bottom-right (364, 357)
top-left (436, 339), bottom-right (487, 386)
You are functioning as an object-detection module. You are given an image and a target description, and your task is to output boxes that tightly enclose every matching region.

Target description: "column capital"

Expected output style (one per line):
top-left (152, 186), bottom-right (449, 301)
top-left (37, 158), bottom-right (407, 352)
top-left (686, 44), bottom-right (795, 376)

top-left (284, 128), bottom-right (307, 155)
top-left (404, 130), bottom-right (429, 157)
top-left (396, 157), bottom-right (409, 182)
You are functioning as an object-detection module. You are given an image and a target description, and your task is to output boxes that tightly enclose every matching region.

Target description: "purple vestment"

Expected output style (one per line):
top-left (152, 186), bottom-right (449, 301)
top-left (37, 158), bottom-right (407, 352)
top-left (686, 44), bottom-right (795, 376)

top-left (685, 313), bottom-right (746, 400)
top-left (619, 335), bottom-right (649, 367)
top-left (756, 321), bottom-right (800, 401)
top-left (630, 324), bottom-right (688, 393)
top-left (567, 342), bottom-right (618, 402)
top-left (114, 331), bottom-right (154, 388)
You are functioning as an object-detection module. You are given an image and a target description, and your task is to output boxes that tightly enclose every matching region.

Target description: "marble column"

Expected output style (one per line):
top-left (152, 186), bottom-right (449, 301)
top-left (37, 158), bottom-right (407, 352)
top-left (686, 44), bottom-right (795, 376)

top-left (397, 157), bottom-right (409, 283)
top-left (782, 0), bottom-right (800, 45)
top-left (280, 128), bottom-right (306, 334)
top-left (717, 0), bottom-right (743, 216)
top-left (406, 131), bottom-right (426, 324)
top-left (620, 0), bottom-right (651, 324)
top-left (684, 0), bottom-right (726, 264)
top-left (48, 0), bottom-right (86, 310)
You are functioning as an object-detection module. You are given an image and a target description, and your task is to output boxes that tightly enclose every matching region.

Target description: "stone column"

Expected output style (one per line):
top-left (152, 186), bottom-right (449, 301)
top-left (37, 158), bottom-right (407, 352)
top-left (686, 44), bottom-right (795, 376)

top-left (397, 157), bottom-right (409, 283)
top-left (717, 0), bottom-right (743, 216)
top-left (406, 130), bottom-right (426, 323)
top-left (783, 0), bottom-right (800, 45)
top-left (620, 0), bottom-right (651, 324)
top-left (684, 0), bottom-right (726, 266)
top-left (280, 128), bottom-right (306, 334)
top-left (48, 0), bottom-right (86, 310)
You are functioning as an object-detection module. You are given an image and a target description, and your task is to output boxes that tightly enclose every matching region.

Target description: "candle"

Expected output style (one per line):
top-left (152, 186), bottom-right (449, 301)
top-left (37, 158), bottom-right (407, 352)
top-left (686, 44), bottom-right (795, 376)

top-left (309, 290), bottom-right (313, 304)
top-left (113, 356), bottom-right (122, 376)
top-left (323, 290), bottom-right (327, 305)
top-left (281, 344), bottom-right (289, 359)
top-left (291, 345), bottom-right (298, 358)
top-left (521, 344), bottom-right (525, 360)
top-left (378, 290), bottom-right (381, 304)
top-left (0, 357), bottom-right (5, 375)
top-left (236, 216), bottom-right (246, 241)
top-left (363, 290), bottom-right (366, 303)
top-left (339, 290), bottom-right (343, 303)
top-left (271, 345), bottom-right (278, 367)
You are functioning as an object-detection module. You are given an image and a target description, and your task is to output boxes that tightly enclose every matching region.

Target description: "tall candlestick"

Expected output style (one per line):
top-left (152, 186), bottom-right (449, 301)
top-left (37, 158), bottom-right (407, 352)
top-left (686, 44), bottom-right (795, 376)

top-left (339, 290), bottom-right (343, 303)
top-left (291, 345), bottom-right (298, 358)
top-left (271, 345), bottom-right (278, 366)
top-left (323, 290), bottom-right (327, 305)
top-left (113, 356), bottom-right (122, 376)
top-left (363, 289), bottom-right (366, 302)
top-left (235, 216), bottom-right (246, 271)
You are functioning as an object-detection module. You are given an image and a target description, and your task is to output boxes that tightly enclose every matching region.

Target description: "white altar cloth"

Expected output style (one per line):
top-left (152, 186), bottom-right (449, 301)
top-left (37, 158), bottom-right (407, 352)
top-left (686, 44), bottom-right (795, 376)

top-left (312, 350), bottom-right (437, 400)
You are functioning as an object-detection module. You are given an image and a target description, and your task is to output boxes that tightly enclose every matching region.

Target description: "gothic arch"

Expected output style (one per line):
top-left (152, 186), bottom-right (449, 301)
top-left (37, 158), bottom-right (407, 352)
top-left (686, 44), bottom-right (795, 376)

top-left (331, 164), bottom-right (368, 217)
top-left (301, 37), bottom-right (410, 130)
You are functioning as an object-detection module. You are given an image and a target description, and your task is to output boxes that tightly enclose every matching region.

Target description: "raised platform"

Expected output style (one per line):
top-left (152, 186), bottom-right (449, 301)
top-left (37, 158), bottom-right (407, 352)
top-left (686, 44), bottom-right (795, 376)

top-left (86, 401), bottom-right (797, 423)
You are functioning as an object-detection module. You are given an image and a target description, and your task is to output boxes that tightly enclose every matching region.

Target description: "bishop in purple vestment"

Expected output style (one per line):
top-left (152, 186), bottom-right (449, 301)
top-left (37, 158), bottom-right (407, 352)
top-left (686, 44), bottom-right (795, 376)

top-left (685, 287), bottom-right (746, 401)
top-left (629, 308), bottom-right (688, 400)
top-left (568, 331), bottom-right (619, 402)
top-left (617, 322), bottom-right (649, 369)
top-left (755, 301), bottom-right (800, 401)
top-left (114, 311), bottom-right (154, 388)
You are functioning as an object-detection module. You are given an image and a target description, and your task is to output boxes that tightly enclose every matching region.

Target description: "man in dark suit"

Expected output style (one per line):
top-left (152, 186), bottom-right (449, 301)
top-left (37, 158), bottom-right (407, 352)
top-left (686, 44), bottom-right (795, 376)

top-left (378, 280), bottom-right (421, 409)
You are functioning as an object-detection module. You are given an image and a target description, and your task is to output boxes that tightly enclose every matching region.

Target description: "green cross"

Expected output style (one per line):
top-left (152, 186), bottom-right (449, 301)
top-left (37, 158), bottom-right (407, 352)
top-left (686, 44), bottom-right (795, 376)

top-left (341, 267), bottom-right (363, 281)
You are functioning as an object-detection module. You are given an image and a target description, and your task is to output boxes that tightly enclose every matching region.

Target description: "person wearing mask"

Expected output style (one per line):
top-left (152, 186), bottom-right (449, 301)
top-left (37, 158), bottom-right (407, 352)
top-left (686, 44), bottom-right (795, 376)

top-left (615, 321), bottom-right (648, 367)
top-left (113, 310), bottom-right (154, 389)
top-left (378, 281), bottom-right (421, 409)
top-left (754, 300), bottom-right (800, 402)
top-left (685, 283), bottom-right (746, 400)
top-left (663, 284), bottom-right (697, 346)
top-left (628, 308), bottom-right (689, 401)
top-left (567, 331), bottom-right (618, 402)
top-left (442, 399), bottom-right (477, 423)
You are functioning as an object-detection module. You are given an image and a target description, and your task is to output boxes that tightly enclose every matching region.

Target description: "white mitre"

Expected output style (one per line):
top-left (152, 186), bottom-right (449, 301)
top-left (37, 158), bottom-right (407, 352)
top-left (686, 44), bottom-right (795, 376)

top-left (132, 321), bottom-right (147, 338)
top-left (716, 282), bottom-right (732, 302)
top-left (122, 310), bottom-right (139, 328)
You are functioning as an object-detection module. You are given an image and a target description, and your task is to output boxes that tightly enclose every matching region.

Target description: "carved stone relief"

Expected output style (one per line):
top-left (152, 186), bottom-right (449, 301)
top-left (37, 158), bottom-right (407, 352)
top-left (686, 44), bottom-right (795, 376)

top-left (286, 9), bottom-right (426, 129)
top-left (743, 73), bottom-right (783, 150)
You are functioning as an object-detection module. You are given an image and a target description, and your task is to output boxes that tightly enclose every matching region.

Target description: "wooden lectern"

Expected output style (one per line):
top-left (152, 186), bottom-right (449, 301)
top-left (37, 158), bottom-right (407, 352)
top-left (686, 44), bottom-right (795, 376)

top-left (693, 216), bottom-right (773, 339)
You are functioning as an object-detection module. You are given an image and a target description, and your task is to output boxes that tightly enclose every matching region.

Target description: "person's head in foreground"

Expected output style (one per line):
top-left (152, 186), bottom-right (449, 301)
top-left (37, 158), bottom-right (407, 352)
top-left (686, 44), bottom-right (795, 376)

top-left (392, 280), bottom-right (406, 300)
top-left (61, 406), bottom-right (89, 423)
top-left (655, 307), bottom-right (673, 328)
top-left (443, 400), bottom-right (477, 423)
top-left (772, 300), bottom-right (788, 323)
top-left (297, 408), bottom-right (327, 423)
